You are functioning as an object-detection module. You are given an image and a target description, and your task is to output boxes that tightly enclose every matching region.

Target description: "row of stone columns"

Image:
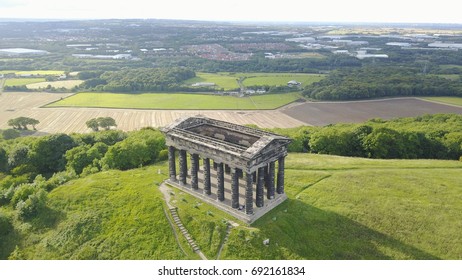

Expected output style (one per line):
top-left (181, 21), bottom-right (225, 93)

top-left (167, 146), bottom-right (285, 215)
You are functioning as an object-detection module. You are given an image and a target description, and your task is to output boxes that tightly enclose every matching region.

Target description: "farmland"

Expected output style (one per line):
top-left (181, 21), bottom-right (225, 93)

top-left (46, 92), bottom-right (302, 110)
top-left (184, 72), bottom-right (324, 90)
top-left (282, 97), bottom-right (462, 126)
top-left (0, 92), bottom-right (305, 133)
top-left (3, 93), bottom-right (462, 134)
top-left (4, 78), bottom-right (46, 86)
top-left (424, 96), bottom-right (462, 106)
top-left (4, 153), bottom-right (461, 259)
top-left (0, 70), bottom-right (65, 75)
top-left (26, 80), bottom-right (83, 90)
top-left (185, 73), bottom-right (240, 90)
top-left (241, 73), bottom-right (324, 87)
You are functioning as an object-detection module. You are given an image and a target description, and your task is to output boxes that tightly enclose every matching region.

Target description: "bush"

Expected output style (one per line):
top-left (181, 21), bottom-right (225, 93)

top-left (16, 189), bottom-right (47, 220)
top-left (101, 129), bottom-right (165, 170)
top-left (158, 149), bottom-right (168, 161)
top-left (0, 187), bottom-right (15, 206)
top-left (11, 184), bottom-right (36, 207)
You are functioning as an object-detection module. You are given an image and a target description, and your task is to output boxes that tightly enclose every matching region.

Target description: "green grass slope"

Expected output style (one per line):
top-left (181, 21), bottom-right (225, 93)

top-left (8, 164), bottom-right (190, 260)
top-left (7, 154), bottom-right (462, 260)
top-left (226, 154), bottom-right (462, 259)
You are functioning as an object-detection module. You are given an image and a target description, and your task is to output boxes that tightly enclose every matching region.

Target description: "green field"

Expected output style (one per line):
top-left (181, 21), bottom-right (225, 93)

top-left (241, 73), bottom-right (324, 87)
top-left (2, 154), bottom-right (461, 259)
top-left (184, 72), bottom-right (325, 90)
top-left (5, 78), bottom-right (46, 86)
top-left (424, 96), bottom-right (462, 106)
top-left (185, 73), bottom-right (240, 90)
top-left (46, 92), bottom-right (302, 110)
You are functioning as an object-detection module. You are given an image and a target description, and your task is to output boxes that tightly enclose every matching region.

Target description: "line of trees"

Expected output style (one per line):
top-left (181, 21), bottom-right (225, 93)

top-left (303, 66), bottom-right (462, 100)
top-left (7, 117), bottom-right (40, 130)
top-left (86, 117), bottom-right (117, 131)
top-left (271, 114), bottom-right (462, 160)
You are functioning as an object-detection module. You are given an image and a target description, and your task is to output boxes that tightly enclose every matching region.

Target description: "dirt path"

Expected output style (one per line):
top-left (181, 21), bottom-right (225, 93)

top-left (159, 183), bottom-right (208, 260)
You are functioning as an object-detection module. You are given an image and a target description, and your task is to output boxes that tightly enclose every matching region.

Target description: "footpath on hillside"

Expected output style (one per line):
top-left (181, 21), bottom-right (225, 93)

top-left (159, 183), bottom-right (208, 260)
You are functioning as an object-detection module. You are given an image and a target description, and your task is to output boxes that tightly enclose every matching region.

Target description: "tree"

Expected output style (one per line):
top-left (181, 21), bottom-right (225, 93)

top-left (30, 134), bottom-right (77, 174)
top-left (363, 128), bottom-right (407, 159)
top-left (65, 142), bottom-right (108, 174)
top-left (0, 148), bottom-right (7, 172)
top-left (7, 117), bottom-right (40, 130)
top-left (101, 128), bottom-right (165, 170)
top-left (309, 127), bottom-right (356, 156)
top-left (97, 117), bottom-right (117, 130)
top-left (86, 119), bottom-right (99, 131)
top-left (86, 117), bottom-right (117, 131)
top-left (8, 145), bottom-right (30, 170)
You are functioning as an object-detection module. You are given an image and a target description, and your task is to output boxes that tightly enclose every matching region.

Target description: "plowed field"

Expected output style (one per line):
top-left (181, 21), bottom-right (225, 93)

top-left (0, 92), bottom-right (305, 134)
top-left (282, 97), bottom-right (462, 126)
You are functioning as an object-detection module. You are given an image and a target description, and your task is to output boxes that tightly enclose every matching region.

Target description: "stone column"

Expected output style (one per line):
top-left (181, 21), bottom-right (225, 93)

top-left (245, 172), bottom-right (253, 215)
top-left (190, 153), bottom-right (199, 190)
top-left (267, 161), bottom-right (275, 199)
top-left (256, 167), bottom-right (265, 207)
top-left (203, 158), bottom-right (211, 195)
top-left (277, 156), bottom-right (285, 194)
top-left (168, 146), bottom-right (176, 181)
top-left (264, 166), bottom-right (269, 188)
top-left (179, 149), bottom-right (187, 186)
top-left (217, 162), bottom-right (225, 201)
top-left (231, 168), bottom-right (239, 209)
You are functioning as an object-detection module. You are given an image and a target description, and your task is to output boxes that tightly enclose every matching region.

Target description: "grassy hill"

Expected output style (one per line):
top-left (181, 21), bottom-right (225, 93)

top-left (2, 154), bottom-right (461, 259)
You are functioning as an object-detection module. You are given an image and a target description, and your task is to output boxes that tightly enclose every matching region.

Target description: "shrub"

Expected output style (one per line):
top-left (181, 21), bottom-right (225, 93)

top-left (11, 184), bottom-right (35, 207)
top-left (16, 189), bottom-right (47, 220)
top-left (158, 149), bottom-right (168, 161)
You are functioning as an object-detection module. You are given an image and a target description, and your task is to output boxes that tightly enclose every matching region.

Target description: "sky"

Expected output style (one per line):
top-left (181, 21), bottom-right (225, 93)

top-left (0, 0), bottom-right (461, 24)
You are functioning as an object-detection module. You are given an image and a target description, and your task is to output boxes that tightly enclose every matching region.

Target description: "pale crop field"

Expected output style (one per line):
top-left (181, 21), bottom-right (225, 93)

top-left (26, 80), bottom-right (84, 90)
top-left (14, 70), bottom-right (65, 76)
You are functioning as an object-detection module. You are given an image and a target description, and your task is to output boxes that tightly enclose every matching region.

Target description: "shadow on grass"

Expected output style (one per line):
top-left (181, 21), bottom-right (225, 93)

top-left (0, 220), bottom-right (18, 259)
top-left (249, 199), bottom-right (439, 260)
top-left (0, 206), bottom-right (65, 259)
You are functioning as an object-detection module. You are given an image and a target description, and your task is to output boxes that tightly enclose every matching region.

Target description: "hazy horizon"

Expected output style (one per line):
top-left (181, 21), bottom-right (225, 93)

top-left (0, 0), bottom-right (461, 25)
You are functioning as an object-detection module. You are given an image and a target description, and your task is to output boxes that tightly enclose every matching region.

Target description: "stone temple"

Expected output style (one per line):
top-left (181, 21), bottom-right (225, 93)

top-left (162, 116), bottom-right (291, 224)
